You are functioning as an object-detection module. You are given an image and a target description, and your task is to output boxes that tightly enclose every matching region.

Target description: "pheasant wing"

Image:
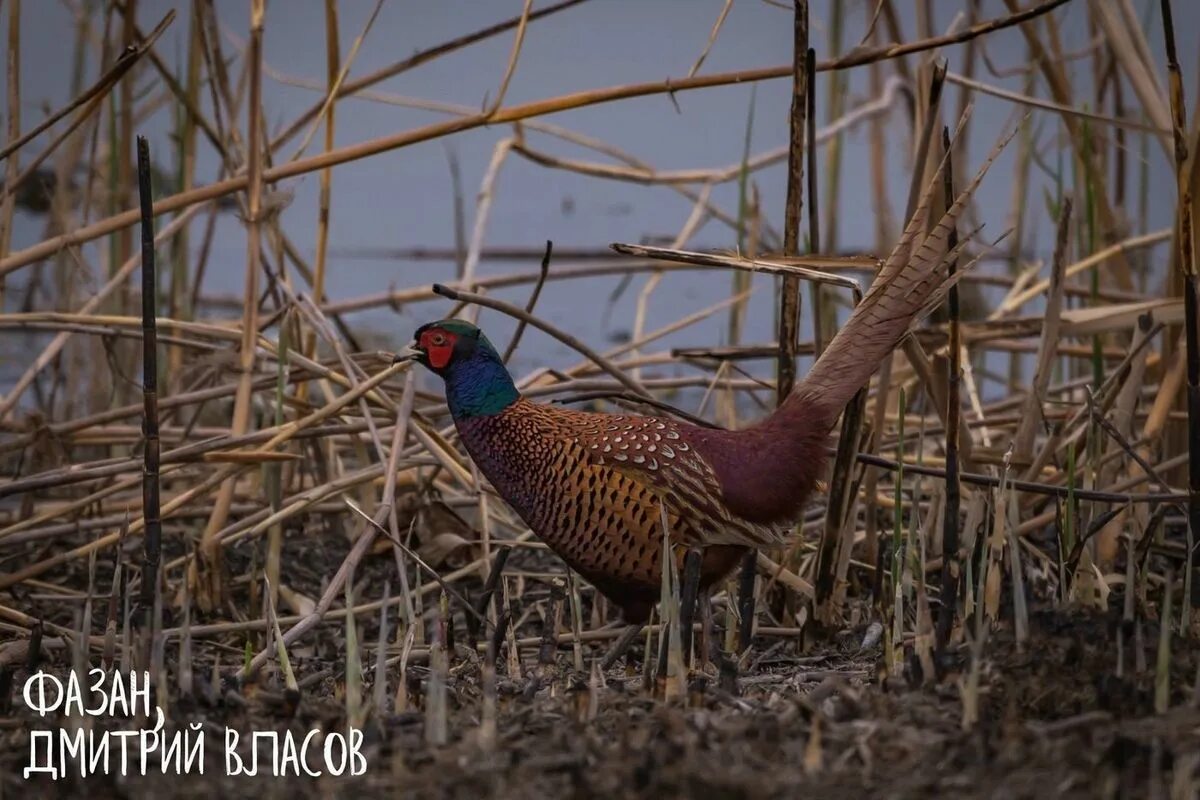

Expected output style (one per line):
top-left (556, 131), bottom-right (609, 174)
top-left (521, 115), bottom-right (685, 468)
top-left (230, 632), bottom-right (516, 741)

top-left (570, 411), bottom-right (787, 548)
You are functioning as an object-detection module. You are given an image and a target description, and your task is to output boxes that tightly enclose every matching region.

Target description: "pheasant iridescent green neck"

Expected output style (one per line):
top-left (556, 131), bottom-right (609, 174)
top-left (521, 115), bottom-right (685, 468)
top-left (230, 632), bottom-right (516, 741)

top-left (442, 346), bottom-right (519, 419)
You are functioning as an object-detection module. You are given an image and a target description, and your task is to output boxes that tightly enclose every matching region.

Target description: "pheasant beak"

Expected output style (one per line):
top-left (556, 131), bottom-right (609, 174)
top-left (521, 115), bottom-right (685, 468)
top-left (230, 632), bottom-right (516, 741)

top-left (392, 341), bottom-right (423, 365)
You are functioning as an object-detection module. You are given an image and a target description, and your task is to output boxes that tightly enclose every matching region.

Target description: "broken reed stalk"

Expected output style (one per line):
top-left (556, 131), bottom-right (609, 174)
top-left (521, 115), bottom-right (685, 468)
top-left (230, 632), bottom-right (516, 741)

top-left (775, 0), bottom-right (809, 403)
top-left (1159, 0), bottom-right (1200, 615)
top-left (135, 136), bottom-right (162, 634)
top-left (936, 125), bottom-right (961, 655)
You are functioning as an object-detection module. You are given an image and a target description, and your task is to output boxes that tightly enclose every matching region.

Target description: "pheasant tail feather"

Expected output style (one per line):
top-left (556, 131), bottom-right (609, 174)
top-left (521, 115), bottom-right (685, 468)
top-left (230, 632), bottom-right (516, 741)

top-left (789, 120), bottom-right (1020, 423)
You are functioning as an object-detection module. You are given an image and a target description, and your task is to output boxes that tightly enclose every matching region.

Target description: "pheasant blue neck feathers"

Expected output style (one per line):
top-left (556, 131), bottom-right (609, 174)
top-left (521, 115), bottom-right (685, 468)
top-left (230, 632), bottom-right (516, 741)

top-left (438, 327), bottom-right (519, 419)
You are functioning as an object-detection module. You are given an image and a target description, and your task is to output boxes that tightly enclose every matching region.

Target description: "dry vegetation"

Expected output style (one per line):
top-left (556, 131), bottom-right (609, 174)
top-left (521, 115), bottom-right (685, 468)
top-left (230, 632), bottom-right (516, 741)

top-left (1, 0), bottom-right (1200, 797)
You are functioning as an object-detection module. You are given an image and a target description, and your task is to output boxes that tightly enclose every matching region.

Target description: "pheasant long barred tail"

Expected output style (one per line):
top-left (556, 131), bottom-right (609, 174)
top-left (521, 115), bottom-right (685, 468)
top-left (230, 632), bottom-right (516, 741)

top-left (790, 119), bottom-right (1022, 423)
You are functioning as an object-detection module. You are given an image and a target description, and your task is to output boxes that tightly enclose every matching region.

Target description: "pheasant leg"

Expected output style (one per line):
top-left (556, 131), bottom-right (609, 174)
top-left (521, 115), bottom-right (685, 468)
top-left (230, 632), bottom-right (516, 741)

top-left (678, 548), bottom-right (703, 668)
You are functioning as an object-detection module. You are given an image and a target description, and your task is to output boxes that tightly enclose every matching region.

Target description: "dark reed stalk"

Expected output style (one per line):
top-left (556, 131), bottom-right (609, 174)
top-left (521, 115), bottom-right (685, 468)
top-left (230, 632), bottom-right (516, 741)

top-left (744, 0), bottom-right (808, 654)
top-left (1159, 0), bottom-right (1200, 614)
top-left (812, 36), bottom-right (864, 624)
top-left (775, 0), bottom-right (809, 403)
top-left (135, 136), bottom-right (162, 630)
top-left (502, 240), bottom-right (552, 362)
top-left (936, 125), bottom-right (961, 655)
top-left (679, 548), bottom-right (703, 667)
top-left (789, 45), bottom-right (823, 624)
top-left (805, 46), bottom-right (822, 359)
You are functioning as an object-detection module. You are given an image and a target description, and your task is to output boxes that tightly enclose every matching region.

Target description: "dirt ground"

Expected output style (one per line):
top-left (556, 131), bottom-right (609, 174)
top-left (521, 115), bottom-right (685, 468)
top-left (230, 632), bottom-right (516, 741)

top-left (3, 603), bottom-right (1199, 800)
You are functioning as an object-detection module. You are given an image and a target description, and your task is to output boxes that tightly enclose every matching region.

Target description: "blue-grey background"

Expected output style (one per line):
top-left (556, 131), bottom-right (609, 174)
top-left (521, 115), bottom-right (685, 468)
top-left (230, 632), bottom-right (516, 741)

top-left (2, 0), bottom-right (1196, 403)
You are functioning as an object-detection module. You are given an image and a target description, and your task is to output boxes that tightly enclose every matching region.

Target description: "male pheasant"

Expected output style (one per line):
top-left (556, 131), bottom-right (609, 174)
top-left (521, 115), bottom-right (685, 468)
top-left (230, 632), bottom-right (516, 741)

top-left (405, 145), bottom-right (993, 627)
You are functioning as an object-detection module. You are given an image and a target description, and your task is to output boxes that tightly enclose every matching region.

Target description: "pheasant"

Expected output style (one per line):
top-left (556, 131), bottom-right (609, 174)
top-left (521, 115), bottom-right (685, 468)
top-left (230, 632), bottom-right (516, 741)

top-left (402, 141), bottom-right (998, 659)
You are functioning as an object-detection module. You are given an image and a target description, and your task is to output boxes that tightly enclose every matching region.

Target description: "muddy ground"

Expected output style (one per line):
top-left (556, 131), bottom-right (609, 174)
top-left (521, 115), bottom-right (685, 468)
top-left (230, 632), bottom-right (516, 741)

top-left (2, 603), bottom-right (1198, 800)
top-left (3, 524), bottom-right (1199, 799)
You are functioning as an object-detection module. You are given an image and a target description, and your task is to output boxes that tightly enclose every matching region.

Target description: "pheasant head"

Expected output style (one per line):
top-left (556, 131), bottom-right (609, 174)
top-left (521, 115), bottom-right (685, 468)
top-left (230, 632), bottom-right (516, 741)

top-left (407, 319), bottom-right (519, 419)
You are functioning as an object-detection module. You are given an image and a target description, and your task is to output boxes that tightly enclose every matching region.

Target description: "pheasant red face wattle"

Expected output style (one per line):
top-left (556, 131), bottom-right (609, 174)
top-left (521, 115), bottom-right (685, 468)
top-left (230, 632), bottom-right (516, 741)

top-left (419, 328), bottom-right (457, 369)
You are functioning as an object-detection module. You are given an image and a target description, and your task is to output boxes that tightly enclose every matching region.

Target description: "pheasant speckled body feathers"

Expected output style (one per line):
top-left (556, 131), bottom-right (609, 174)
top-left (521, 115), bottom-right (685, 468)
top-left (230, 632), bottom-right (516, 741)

top-left (406, 129), bottom-right (1010, 622)
top-left (455, 400), bottom-right (760, 620)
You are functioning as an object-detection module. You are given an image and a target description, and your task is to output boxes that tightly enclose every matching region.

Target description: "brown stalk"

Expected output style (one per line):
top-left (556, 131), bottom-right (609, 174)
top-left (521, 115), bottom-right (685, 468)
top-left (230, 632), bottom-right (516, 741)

top-left (751, 0), bottom-right (808, 652)
top-left (484, 0), bottom-right (533, 117)
top-left (936, 125), bottom-right (962, 654)
top-left (297, 0), bottom-right (344, 404)
top-left (197, 0), bottom-right (265, 605)
top-left (944, 69), bottom-right (1169, 136)
top-left (1014, 198), bottom-right (1073, 471)
top-left (1159, 0), bottom-right (1199, 613)
top-left (776, 0), bottom-right (809, 404)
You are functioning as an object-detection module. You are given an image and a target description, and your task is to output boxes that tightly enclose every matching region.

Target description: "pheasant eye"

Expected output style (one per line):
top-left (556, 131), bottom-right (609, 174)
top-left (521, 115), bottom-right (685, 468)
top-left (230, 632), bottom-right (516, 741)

top-left (430, 332), bottom-right (446, 346)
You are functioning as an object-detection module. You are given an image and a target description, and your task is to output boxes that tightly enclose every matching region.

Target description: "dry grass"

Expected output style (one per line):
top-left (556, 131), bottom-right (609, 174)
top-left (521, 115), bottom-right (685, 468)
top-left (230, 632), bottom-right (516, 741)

top-left (1, 1), bottom-right (1199, 796)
